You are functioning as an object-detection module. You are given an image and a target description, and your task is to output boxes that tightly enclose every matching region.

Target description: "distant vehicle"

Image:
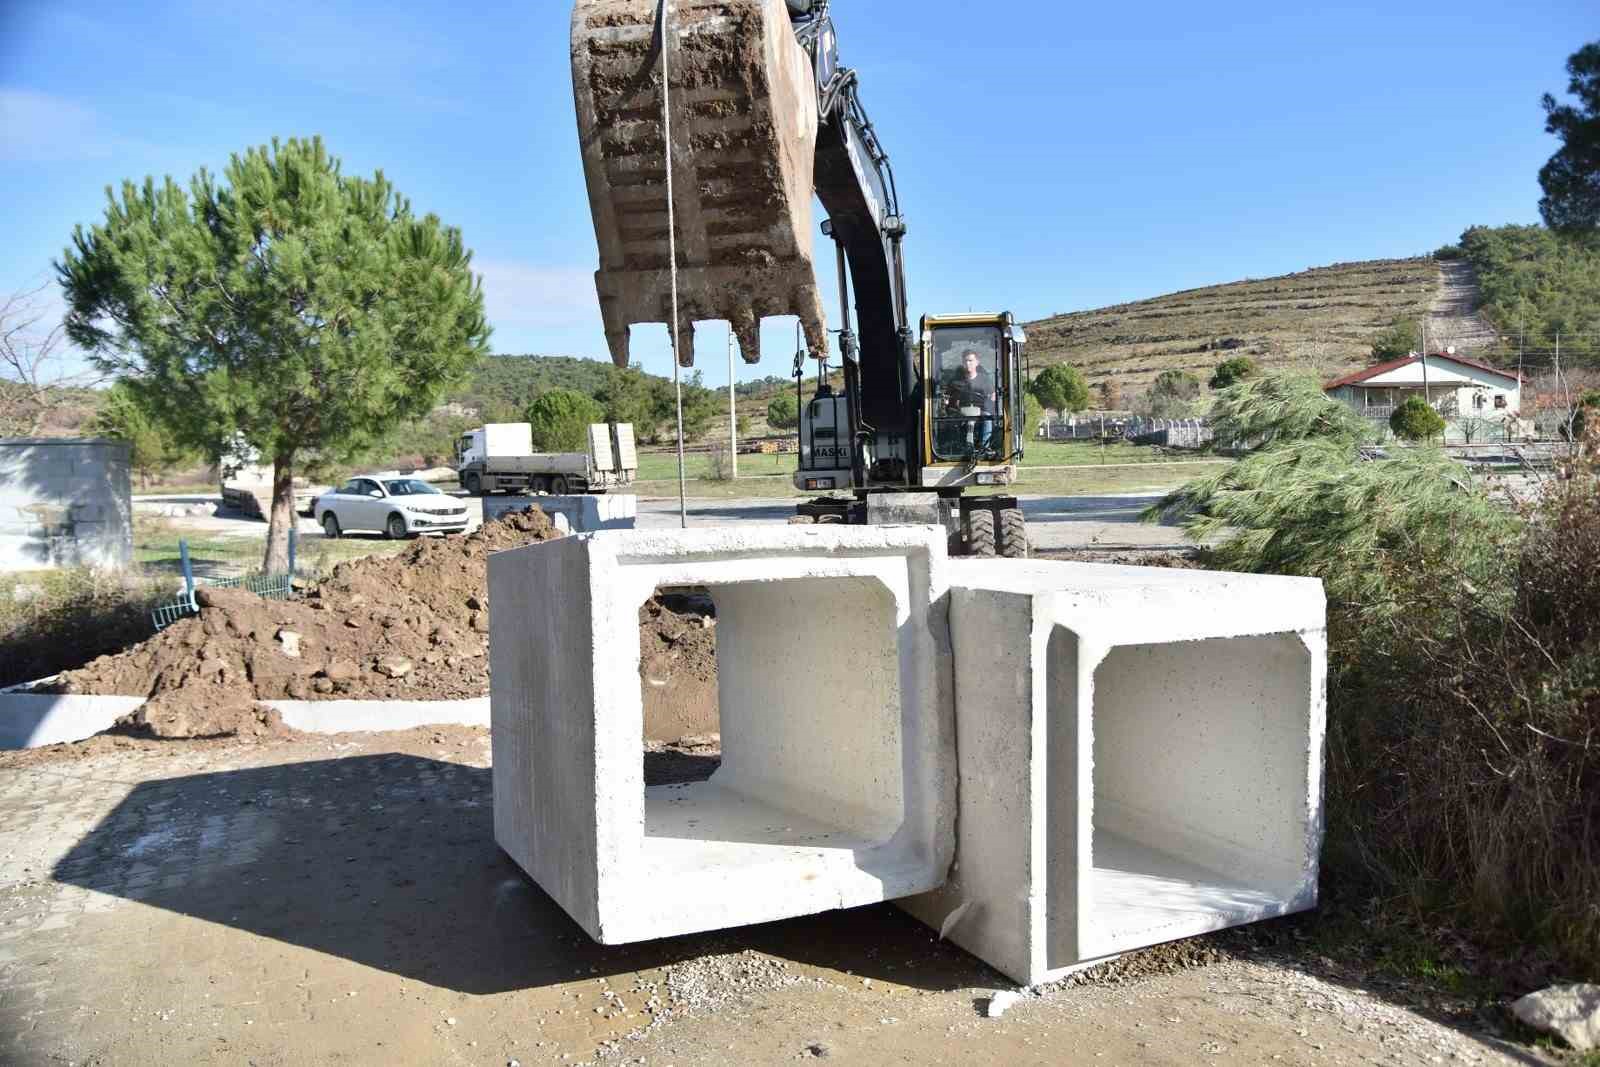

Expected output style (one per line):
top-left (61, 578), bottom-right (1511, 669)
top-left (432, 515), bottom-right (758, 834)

top-left (314, 476), bottom-right (470, 540)
top-left (455, 422), bottom-right (637, 496)
top-left (218, 437), bottom-right (324, 519)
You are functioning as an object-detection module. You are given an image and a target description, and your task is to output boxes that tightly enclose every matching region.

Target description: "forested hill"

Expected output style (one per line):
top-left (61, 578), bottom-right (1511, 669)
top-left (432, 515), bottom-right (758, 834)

top-left (1452, 225), bottom-right (1600, 366)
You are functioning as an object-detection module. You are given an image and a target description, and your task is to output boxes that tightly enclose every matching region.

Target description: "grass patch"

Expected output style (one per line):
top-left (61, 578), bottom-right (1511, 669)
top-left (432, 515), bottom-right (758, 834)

top-left (0, 568), bottom-right (168, 689)
top-left (634, 449), bottom-right (794, 481)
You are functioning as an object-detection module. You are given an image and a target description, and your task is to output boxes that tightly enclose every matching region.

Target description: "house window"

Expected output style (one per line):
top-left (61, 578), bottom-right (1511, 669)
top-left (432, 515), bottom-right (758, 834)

top-left (1494, 395), bottom-right (1508, 409)
top-left (1473, 392), bottom-right (1487, 410)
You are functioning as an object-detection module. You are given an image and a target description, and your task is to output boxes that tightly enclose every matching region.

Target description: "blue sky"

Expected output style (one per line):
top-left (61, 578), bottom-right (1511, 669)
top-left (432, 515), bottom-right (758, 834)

top-left (1, 0), bottom-right (1593, 388)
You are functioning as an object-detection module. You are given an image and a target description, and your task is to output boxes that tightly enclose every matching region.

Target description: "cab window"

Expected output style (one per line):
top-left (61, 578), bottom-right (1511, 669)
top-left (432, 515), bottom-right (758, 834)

top-left (930, 325), bottom-right (1004, 461)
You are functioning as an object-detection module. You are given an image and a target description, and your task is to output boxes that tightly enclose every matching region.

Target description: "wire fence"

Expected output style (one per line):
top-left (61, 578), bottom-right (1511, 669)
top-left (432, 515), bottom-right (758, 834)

top-left (150, 529), bottom-right (301, 631)
top-left (1041, 416), bottom-right (1215, 448)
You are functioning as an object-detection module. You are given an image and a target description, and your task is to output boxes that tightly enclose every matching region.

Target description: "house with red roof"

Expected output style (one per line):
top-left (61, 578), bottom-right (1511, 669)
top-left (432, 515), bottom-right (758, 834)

top-left (1324, 348), bottom-right (1526, 441)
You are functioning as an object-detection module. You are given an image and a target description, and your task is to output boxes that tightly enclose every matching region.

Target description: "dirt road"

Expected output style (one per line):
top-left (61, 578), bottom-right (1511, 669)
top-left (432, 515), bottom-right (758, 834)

top-left (0, 732), bottom-right (1539, 1066)
top-left (1428, 261), bottom-right (1501, 353)
top-left (138, 490), bottom-right (1201, 555)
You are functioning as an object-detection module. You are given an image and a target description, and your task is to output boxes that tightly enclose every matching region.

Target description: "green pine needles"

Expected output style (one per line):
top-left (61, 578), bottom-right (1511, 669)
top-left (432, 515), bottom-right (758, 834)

top-left (58, 136), bottom-right (490, 573)
top-left (1145, 373), bottom-right (1518, 620)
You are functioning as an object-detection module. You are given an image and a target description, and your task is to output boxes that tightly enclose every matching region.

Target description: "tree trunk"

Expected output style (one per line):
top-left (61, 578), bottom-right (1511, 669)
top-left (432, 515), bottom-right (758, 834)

top-left (263, 451), bottom-right (296, 575)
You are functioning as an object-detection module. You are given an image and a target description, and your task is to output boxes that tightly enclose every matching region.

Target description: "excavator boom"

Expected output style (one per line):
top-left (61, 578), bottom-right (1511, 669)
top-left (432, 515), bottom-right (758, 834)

top-left (571, 0), bottom-right (829, 367)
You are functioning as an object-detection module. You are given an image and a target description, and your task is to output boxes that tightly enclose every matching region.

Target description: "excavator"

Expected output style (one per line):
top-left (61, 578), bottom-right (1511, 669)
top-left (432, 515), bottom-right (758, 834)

top-left (571, 0), bottom-right (1029, 556)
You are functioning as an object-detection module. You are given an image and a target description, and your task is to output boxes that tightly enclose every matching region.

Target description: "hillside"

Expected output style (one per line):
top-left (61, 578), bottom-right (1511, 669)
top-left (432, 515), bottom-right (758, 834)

top-left (1022, 258), bottom-right (1441, 396)
top-left (1454, 225), bottom-right (1600, 365)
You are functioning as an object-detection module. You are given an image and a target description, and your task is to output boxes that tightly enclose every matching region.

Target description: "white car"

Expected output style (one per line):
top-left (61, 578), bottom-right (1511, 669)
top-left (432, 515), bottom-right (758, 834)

top-left (314, 476), bottom-right (470, 540)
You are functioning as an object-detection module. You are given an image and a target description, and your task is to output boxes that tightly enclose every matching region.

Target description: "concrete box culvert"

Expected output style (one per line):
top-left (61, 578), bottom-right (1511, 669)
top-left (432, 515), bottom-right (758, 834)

top-left (487, 526), bottom-right (955, 945)
top-left (900, 560), bottom-right (1327, 987)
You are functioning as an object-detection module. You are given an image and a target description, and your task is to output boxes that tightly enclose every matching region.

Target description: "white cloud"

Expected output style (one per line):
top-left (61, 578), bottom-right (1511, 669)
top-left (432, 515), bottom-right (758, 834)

top-left (476, 259), bottom-right (600, 331)
top-left (0, 88), bottom-right (112, 163)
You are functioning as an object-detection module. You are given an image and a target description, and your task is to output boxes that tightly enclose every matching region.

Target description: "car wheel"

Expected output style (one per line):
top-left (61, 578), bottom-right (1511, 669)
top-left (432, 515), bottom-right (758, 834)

top-left (386, 512), bottom-right (411, 540)
top-left (464, 473), bottom-right (482, 496)
top-left (550, 475), bottom-right (569, 495)
top-left (531, 476), bottom-right (549, 495)
top-left (321, 512), bottom-right (342, 539)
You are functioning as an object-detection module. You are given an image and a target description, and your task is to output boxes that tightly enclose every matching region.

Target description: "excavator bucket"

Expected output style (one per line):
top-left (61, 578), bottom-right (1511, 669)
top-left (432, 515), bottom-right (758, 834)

top-left (571, 0), bottom-right (829, 367)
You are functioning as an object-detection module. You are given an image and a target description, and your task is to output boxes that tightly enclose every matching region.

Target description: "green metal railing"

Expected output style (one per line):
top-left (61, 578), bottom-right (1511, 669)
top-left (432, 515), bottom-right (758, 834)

top-left (151, 529), bottom-right (297, 631)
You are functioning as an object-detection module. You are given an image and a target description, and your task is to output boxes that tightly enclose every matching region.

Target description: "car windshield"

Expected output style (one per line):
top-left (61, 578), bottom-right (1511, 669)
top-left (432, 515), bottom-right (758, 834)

top-left (383, 479), bottom-right (442, 496)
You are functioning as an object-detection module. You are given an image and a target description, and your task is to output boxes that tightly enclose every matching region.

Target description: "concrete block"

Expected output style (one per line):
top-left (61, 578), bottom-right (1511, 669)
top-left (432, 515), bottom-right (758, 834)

top-left (0, 693), bottom-right (146, 749)
top-left (483, 494), bottom-right (637, 534)
top-left (489, 526), bottom-right (954, 944)
top-left (0, 689), bottom-right (492, 749)
top-left (901, 560), bottom-right (1326, 986)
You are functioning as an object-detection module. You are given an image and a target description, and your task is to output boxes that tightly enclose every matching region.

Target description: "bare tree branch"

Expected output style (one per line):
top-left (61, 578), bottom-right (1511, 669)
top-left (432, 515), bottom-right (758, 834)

top-left (0, 282), bottom-right (103, 437)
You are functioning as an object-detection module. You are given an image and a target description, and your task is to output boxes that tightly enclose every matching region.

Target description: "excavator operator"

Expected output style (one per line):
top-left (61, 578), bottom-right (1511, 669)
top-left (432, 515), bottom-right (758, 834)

top-left (941, 349), bottom-right (998, 453)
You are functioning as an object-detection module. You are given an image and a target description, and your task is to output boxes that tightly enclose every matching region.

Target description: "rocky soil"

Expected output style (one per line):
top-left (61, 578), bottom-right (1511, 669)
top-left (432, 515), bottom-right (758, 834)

top-left (45, 507), bottom-right (720, 742)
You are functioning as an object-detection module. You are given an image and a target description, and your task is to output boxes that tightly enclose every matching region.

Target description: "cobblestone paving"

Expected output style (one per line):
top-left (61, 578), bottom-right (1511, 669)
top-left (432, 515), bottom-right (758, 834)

top-left (0, 735), bottom-right (1538, 1066)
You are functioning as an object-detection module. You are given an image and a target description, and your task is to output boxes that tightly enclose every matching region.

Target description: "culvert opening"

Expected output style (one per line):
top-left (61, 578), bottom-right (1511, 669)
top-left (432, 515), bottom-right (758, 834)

top-left (1081, 633), bottom-right (1312, 958)
top-left (637, 575), bottom-right (906, 866)
top-left (640, 586), bottom-right (722, 787)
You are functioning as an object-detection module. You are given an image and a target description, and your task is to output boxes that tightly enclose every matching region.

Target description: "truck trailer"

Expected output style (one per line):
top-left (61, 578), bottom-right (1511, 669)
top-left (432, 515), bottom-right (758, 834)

top-left (455, 422), bottom-right (637, 496)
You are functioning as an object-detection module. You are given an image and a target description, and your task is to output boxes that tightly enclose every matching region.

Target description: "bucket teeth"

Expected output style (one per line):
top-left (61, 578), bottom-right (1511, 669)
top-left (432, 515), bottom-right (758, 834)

top-left (572, 0), bottom-right (828, 367)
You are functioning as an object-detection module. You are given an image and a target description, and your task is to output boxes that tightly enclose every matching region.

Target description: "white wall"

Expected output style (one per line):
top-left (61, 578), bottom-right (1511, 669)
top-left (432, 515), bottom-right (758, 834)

top-left (0, 439), bottom-right (132, 571)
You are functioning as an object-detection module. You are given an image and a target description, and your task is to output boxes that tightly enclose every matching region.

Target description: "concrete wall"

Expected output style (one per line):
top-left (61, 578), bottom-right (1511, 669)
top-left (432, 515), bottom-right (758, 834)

top-left (0, 689), bottom-right (490, 750)
top-left (482, 494), bottom-right (636, 534)
top-left (488, 527), bottom-right (955, 945)
top-left (900, 559), bottom-right (1326, 986)
top-left (0, 438), bottom-right (132, 571)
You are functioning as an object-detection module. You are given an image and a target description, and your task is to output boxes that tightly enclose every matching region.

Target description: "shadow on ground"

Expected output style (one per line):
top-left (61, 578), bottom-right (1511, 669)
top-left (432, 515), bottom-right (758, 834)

top-left (51, 753), bottom-right (1000, 996)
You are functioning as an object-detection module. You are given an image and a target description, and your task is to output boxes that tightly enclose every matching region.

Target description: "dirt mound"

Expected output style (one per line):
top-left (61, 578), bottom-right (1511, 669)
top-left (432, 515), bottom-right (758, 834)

top-left (639, 594), bottom-right (719, 741)
top-left (48, 506), bottom-right (721, 744)
top-left (55, 509), bottom-right (564, 706)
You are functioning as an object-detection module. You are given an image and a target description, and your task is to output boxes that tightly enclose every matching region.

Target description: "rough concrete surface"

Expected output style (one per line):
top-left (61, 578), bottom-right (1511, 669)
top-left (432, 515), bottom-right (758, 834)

top-left (0, 729), bottom-right (1536, 1066)
top-left (0, 438), bottom-right (132, 571)
top-left (902, 560), bottom-right (1326, 986)
top-left (489, 526), bottom-right (955, 944)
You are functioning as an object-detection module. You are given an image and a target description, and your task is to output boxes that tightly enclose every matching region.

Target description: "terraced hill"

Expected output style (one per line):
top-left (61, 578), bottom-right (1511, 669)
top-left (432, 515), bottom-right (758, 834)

top-left (1023, 258), bottom-right (1441, 394)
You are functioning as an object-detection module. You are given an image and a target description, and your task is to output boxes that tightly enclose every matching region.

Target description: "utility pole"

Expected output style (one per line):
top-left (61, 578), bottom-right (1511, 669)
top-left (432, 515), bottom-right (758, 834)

top-left (1419, 319), bottom-right (1431, 405)
top-left (727, 324), bottom-right (738, 479)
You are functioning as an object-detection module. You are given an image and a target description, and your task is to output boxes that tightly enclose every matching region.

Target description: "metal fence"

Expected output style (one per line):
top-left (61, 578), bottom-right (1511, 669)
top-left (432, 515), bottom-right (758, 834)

top-left (151, 529), bottom-right (298, 631)
top-left (1041, 415), bottom-right (1214, 449)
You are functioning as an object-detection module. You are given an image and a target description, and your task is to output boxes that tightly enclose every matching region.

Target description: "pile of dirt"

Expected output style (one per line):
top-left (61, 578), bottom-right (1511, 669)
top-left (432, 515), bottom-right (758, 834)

top-left (639, 591), bottom-right (719, 741)
top-left (54, 509), bottom-right (563, 705)
top-left (49, 507), bottom-right (722, 742)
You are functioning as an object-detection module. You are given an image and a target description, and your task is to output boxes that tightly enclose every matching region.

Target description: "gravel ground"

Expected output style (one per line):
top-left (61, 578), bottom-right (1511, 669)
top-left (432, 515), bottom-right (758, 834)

top-left (0, 730), bottom-right (1552, 1067)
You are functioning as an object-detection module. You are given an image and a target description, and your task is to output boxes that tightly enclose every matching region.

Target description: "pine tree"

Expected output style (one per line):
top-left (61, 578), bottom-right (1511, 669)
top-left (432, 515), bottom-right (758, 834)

top-left (58, 137), bottom-right (489, 573)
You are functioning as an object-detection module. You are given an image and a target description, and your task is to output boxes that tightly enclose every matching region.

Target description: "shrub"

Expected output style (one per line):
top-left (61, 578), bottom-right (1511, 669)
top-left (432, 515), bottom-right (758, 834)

top-left (1566, 388), bottom-right (1600, 440)
top-left (525, 388), bottom-right (604, 451)
top-left (1390, 396), bottom-right (1446, 441)
top-left (1149, 372), bottom-right (1600, 976)
top-left (1029, 363), bottom-right (1090, 413)
top-left (0, 568), bottom-right (167, 689)
top-left (706, 443), bottom-right (734, 481)
top-left (1208, 356), bottom-right (1258, 391)
top-left (766, 392), bottom-right (799, 430)
top-left (1144, 369), bottom-right (1202, 417)
top-left (1432, 243), bottom-right (1465, 260)
top-left (1370, 317), bottom-right (1418, 363)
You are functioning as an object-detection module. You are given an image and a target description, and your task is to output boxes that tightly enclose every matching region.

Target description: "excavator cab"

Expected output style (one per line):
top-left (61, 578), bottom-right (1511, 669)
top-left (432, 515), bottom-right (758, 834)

top-left (921, 314), bottom-right (1025, 484)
